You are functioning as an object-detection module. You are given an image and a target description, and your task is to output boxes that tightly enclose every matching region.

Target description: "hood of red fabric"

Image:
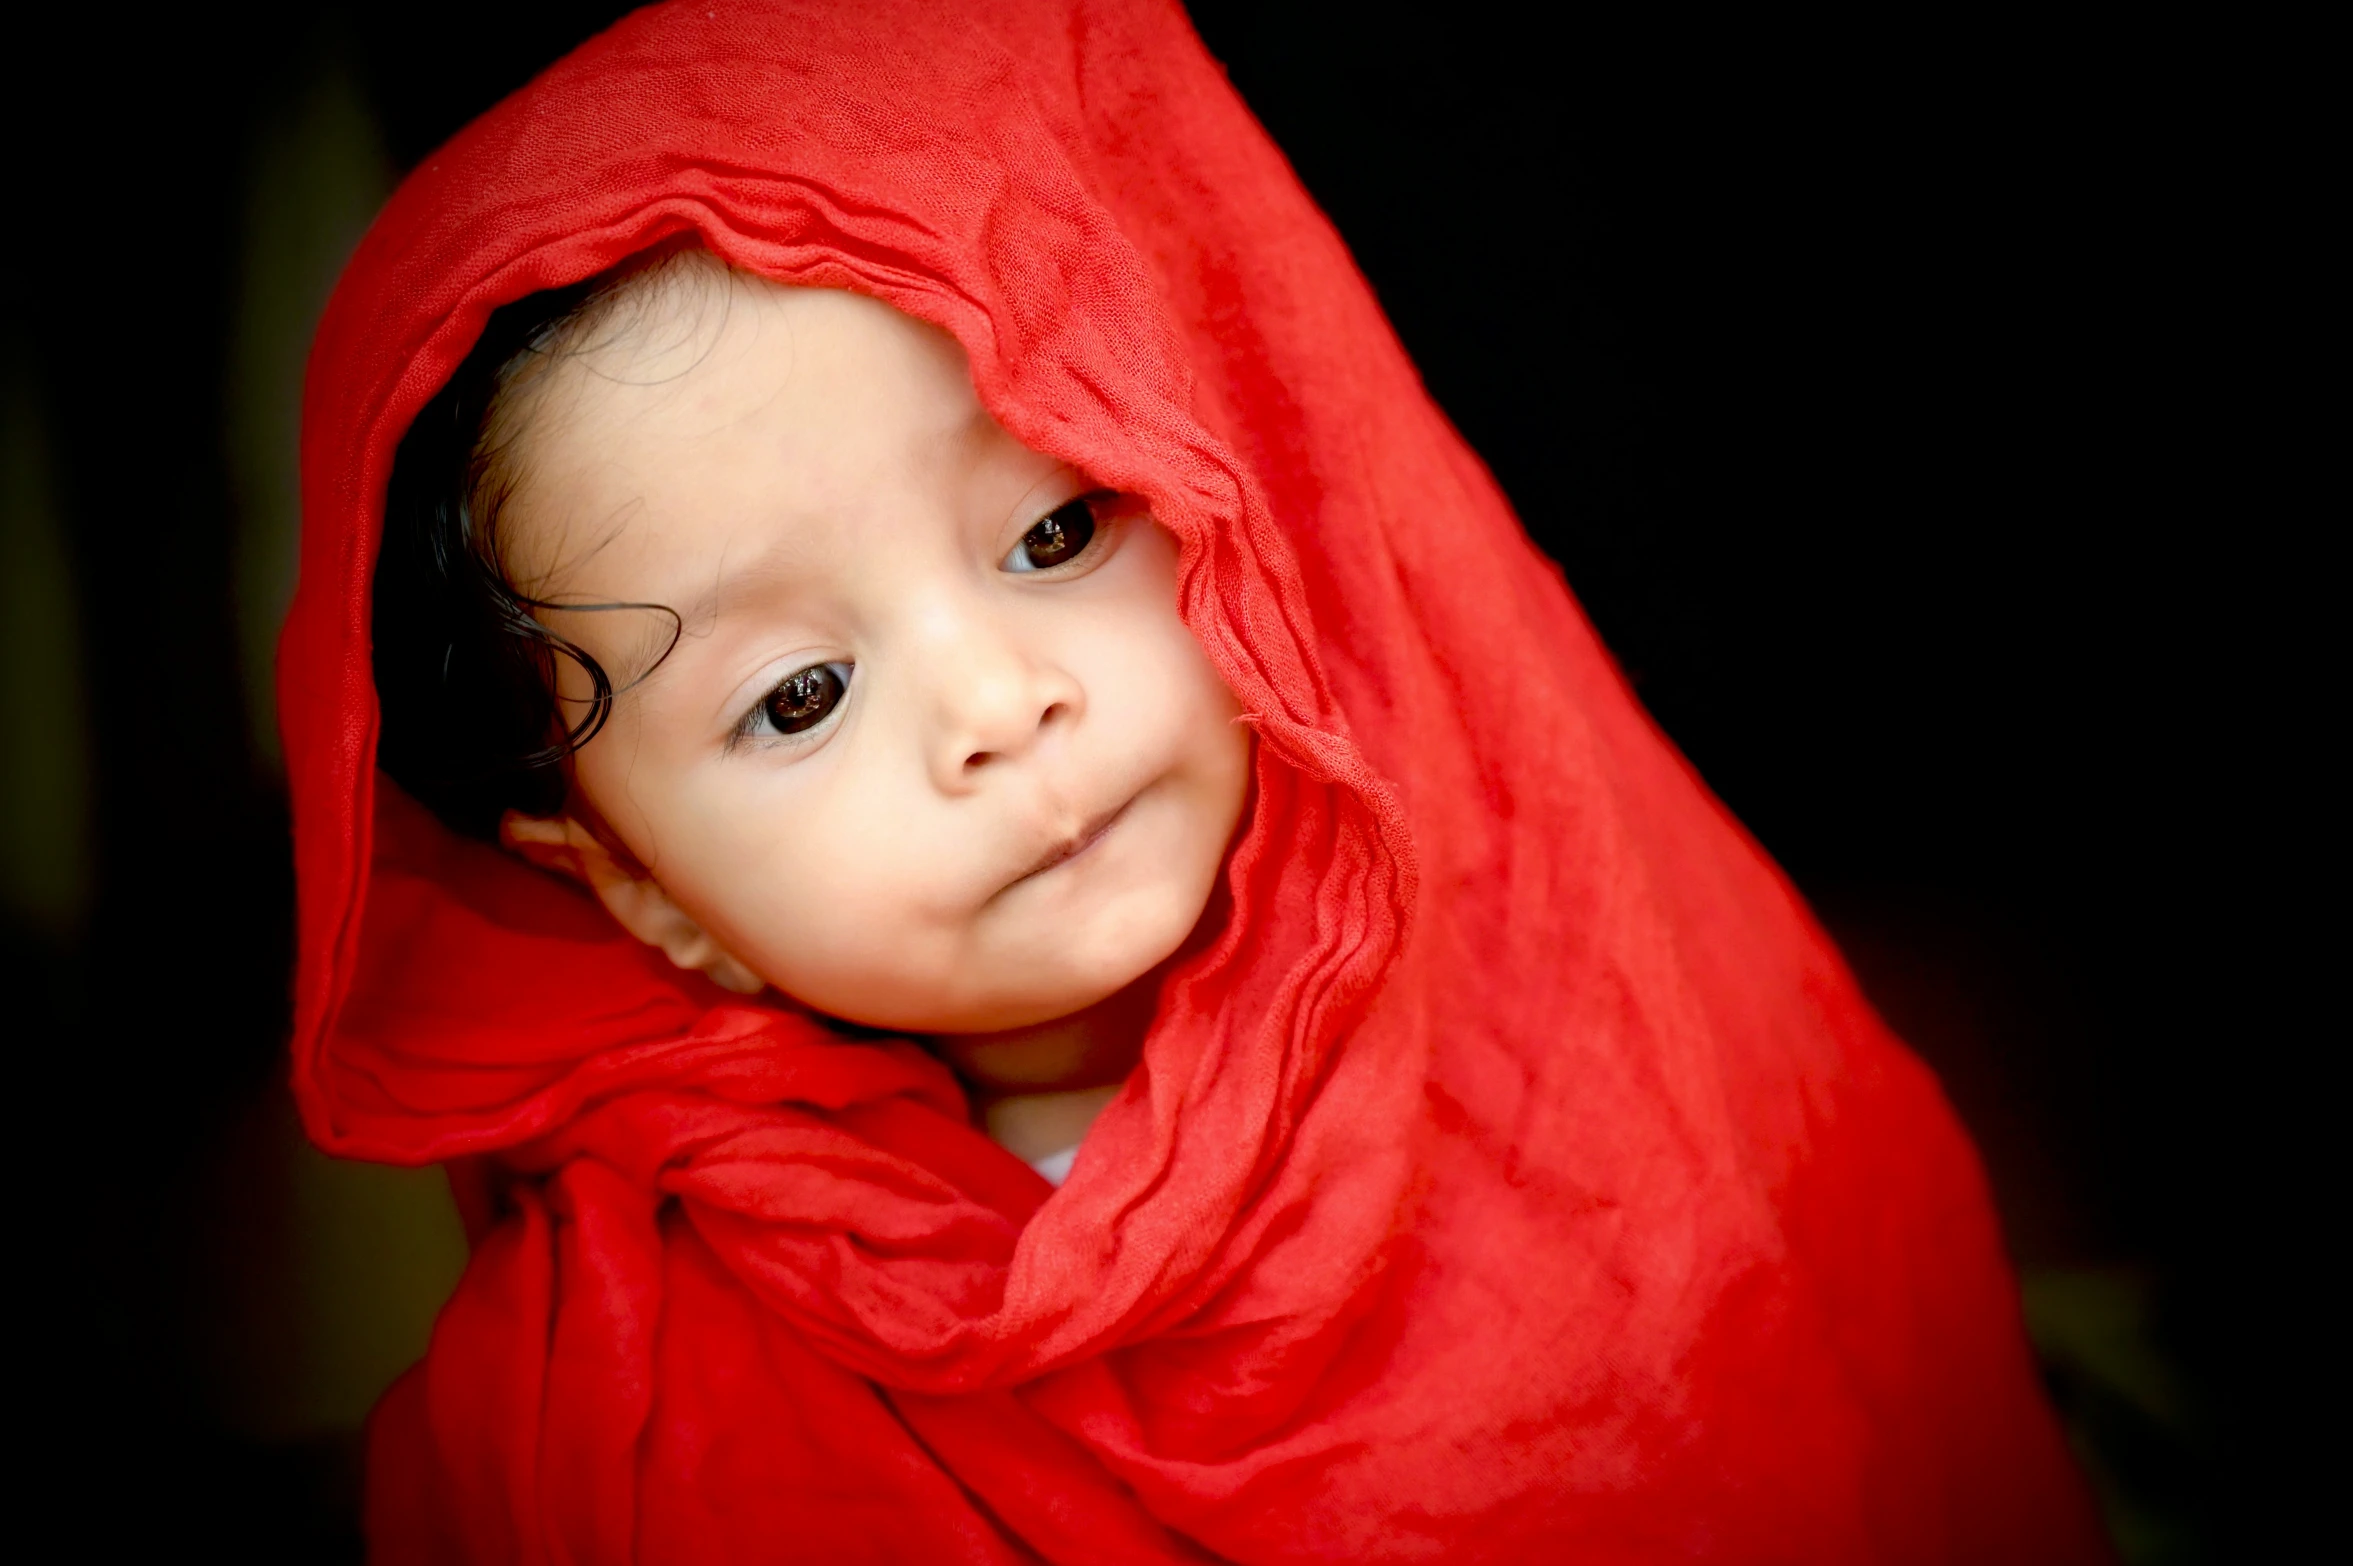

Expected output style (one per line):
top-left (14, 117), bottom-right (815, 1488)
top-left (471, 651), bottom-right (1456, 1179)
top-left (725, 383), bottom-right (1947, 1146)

top-left (286, 2), bottom-right (2104, 1558)
top-left (289, 0), bottom-right (1427, 1387)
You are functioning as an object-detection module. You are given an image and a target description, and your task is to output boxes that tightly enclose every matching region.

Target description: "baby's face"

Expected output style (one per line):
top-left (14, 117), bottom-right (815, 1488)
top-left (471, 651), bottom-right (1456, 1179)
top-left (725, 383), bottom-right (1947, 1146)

top-left (499, 275), bottom-right (1251, 1033)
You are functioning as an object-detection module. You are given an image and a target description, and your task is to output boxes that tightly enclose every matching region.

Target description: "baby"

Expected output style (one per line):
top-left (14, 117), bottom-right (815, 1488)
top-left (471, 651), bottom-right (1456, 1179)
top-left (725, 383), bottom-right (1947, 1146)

top-left (379, 251), bottom-right (1249, 1180)
top-left (302, 3), bottom-right (2107, 1558)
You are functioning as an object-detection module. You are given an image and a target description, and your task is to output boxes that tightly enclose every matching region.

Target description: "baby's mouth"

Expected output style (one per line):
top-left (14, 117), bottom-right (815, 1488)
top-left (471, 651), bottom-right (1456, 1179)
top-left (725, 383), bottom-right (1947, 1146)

top-left (1004, 796), bottom-right (1132, 892)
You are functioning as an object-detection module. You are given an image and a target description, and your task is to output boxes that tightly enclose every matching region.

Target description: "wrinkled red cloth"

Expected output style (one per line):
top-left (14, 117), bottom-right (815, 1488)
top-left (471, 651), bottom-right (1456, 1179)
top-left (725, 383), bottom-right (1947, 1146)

top-left (283, 2), bottom-right (2107, 1559)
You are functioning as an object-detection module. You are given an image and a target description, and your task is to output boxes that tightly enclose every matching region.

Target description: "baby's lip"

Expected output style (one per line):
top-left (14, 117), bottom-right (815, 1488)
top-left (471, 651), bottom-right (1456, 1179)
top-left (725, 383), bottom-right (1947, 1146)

top-left (1004, 795), bottom-right (1133, 892)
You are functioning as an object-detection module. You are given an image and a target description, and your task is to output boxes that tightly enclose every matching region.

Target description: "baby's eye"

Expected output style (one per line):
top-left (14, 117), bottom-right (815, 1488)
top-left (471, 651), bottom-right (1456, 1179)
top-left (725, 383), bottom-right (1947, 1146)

top-left (1002, 494), bottom-right (1103, 573)
top-left (741, 661), bottom-right (851, 741)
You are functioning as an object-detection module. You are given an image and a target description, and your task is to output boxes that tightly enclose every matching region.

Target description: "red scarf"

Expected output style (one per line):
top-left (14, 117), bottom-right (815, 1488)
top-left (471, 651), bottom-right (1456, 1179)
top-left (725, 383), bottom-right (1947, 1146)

top-left (285, 2), bottom-right (2105, 1558)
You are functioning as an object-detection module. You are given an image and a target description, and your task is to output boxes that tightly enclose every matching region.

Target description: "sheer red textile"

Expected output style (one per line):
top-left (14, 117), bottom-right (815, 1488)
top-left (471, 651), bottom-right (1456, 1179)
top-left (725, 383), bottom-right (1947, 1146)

top-left (283, 2), bottom-right (2106, 1559)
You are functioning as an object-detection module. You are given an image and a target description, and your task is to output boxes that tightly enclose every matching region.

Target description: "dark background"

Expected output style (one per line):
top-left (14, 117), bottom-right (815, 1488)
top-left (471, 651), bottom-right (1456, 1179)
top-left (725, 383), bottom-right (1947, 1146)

top-left (2, 4), bottom-right (2312, 1560)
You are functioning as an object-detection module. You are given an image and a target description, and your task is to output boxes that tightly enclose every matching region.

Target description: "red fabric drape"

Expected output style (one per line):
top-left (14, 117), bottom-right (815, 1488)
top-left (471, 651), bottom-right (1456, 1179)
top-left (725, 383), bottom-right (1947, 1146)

top-left (283, 2), bottom-right (2108, 1559)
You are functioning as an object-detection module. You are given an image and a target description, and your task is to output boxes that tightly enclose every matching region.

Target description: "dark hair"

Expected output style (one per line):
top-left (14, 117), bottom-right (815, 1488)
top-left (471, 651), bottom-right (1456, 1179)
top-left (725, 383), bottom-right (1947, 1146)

top-left (372, 259), bottom-right (687, 839)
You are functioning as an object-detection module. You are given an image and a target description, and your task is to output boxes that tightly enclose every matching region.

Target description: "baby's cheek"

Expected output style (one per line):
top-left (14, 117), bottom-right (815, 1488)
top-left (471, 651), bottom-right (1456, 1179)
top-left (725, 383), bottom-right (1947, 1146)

top-left (1093, 591), bottom-right (1220, 732)
top-left (716, 838), bottom-right (936, 1003)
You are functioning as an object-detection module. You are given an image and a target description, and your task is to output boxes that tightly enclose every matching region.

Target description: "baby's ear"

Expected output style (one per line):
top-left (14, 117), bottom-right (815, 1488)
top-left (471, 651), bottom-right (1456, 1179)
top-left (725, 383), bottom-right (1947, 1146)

top-left (499, 812), bottom-right (767, 995)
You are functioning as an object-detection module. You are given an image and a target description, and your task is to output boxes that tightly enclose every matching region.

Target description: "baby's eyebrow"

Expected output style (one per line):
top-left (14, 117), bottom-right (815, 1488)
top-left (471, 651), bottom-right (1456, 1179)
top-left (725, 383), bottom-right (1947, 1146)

top-left (610, 535), bottom-right (843, 698)
top-left (536, 599), bottom-right (688, 696)
top-left (688, 523), bottom-right (848, 620)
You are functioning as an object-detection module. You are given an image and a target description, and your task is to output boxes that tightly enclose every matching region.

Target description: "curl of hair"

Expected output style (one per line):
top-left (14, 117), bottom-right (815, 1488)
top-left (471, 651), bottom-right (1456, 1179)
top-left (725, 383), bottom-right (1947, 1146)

top-left (373, 261), bottom-right (688, 839)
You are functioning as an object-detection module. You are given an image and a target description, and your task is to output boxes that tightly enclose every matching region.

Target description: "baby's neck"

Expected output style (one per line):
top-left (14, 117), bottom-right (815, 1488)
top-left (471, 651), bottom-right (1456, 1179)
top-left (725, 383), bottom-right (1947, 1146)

top-left (931, 972), bottom-right (1160, 1165)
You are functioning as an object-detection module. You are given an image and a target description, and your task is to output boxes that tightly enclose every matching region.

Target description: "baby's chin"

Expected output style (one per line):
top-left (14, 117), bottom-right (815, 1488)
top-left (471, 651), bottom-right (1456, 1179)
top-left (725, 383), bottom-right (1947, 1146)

top-left (724, 808), bottom-right (1230, 1035)
top-left (802, 968), bottom-right (1145, 1039)
top-left (767, 918), bottom-right (1184, 1038)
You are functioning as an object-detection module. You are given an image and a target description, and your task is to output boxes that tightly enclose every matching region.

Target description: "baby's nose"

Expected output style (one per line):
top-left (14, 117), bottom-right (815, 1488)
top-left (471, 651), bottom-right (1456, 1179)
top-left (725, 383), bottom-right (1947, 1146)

top-left (924, 623), bottom-right (1082, 791)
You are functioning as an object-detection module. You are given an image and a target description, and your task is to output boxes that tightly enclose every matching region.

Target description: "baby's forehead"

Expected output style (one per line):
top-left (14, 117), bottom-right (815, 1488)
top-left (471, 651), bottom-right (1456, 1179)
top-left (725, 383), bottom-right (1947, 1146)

top-left (501, 276), bottom-right (1034, 589)
top-left (547, 271), bottom-right (978, 424)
